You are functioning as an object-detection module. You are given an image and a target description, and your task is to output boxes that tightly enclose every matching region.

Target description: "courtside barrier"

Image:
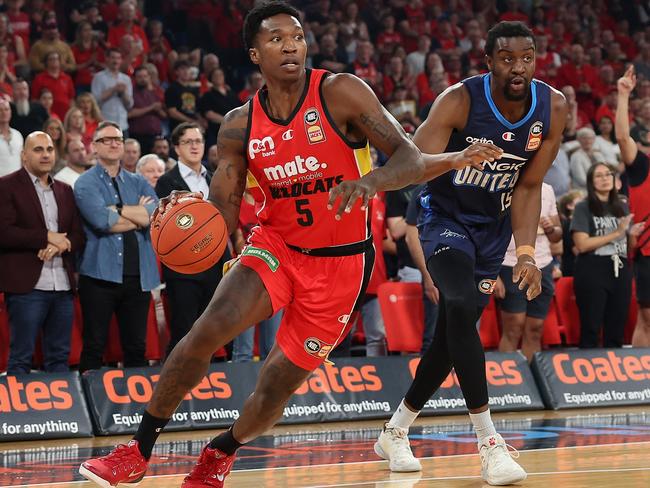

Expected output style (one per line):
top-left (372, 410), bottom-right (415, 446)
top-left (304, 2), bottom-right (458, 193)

top-left (532, 348), bottom-right (650, 409)
top-left (0, 372), bottom-right (93, 441)
top-left (81, 353), bottom-right (542, 436)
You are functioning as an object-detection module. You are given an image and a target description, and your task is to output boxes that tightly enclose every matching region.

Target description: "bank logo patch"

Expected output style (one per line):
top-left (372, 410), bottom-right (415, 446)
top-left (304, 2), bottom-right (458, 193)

top-left (478, 279), bottom-right (497, 294)
top-left (175, 213), bottom-right (194, 230)
top-left (241, 246), bottom-right (279, 272)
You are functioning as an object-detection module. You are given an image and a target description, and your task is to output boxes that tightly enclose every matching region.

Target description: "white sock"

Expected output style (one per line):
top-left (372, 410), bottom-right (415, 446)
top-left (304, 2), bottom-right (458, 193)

top-left (387, 400), bottom-right (420, 430)
top-left (469, 409), bottom-right (497, 441)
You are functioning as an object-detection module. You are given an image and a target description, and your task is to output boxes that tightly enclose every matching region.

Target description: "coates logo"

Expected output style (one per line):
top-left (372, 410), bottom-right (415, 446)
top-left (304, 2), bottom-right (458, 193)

top-left (478, 279), bottom-right (496, 294)
top-left (304, 337), bottom-right (333, 358)
top-left (294, 363), bottom-right (382, 395)
top-left (408, 357), bottom-right (523, 386)
top-left (263, 155), bottom-right (327, 181)
top-left (502, 132), bottom-right (515, 142)
top-left (248, 136), bottom-right (275, 160)
top-left (0, 376), bottom-right (73, 412)
top-left (551, 351), bottom-right (650, 385)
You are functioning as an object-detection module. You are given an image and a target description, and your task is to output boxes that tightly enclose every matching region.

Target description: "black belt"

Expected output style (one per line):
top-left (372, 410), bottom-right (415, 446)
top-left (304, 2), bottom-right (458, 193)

top-left (287, 236), bottom-right (373, 257)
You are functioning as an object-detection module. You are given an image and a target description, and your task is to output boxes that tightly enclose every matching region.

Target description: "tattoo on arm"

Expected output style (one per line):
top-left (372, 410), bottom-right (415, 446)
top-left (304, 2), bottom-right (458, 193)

top-left (359, 112), bottom-right (400, 148)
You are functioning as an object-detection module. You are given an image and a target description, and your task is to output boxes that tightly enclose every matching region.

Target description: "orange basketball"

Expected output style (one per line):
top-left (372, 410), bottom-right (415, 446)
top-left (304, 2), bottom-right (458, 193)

top-left (151, 197), bottom-right (228, 274)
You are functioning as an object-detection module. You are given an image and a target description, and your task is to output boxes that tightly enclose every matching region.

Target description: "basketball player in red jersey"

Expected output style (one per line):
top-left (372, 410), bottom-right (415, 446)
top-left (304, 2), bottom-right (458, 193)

top-left (79, 2), bottom-right (502, 487)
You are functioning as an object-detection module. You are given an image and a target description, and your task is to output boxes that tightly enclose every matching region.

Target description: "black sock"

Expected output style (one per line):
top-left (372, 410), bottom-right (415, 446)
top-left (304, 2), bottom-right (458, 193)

top-left (133, 411), bottom-right (170, 460)
top-left (208, 428), bottom-right (243, 455)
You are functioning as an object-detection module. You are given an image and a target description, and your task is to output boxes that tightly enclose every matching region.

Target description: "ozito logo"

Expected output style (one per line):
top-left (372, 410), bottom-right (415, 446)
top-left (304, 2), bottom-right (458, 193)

top-left (502, 132), bottom-right (515, 141)
top-left (248, 136), bottom-right (275, 160)
top-left (465, 136), bottom-right (494, 145)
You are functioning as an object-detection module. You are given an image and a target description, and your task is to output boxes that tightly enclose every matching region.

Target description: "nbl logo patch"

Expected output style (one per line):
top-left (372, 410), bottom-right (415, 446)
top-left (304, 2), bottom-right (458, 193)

top-left (304, 107), bottom-right (326, 144)
top-left (304, 337), bottom-right (333, 358)
top-left (478, 279), bottom-right (497, 294)
top-left (525, 121), bottom-right (543, 151)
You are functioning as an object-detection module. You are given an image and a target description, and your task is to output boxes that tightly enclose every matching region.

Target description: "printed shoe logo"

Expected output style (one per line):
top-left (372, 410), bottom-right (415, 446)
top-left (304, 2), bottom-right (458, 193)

top-left (489, 437), bottom-right (496, 446)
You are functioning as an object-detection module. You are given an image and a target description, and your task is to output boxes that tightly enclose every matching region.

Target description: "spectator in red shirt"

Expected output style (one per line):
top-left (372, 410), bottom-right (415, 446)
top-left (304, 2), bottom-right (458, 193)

top-left (312, 33), bottom-right (347, 73)
top-left (238, 71), bottom-right (264, 103)
top-left (416, 52), bottom-right (447, 109)
top-left (398, 0), bottom-right (429, 53)
top-left (434, 19), bottom-right (459, 52)
top-left (6, 0), bottom-right (29, 52)
top-left (146, 19), bottom-right (173, 84)
top-left (604, 42), bottom-right (627, 76)
top-left (346, 41), bottom-right (382, 96)
top-left (499, 0), bottom-right (529, 23)
top-left (383, 55), bottom-right (416, 103)
top-left (0, 43), bottom-right (16, 97)
top-left (38, 88), bottom-right (59, 121)
top-left (376, 14), bottom-right (402, 65)
top-left (31, 51), bottom-right (76, 120)
top-left (535, 34), bottom-right (560, 85)
top-left (118, 34), bottom-right (144, 77)
top-left (76, 91), bottom-right (103, 143)
top-left (562, 85), bottom-right (591, 141)
top-left (198, 53), bottom-right (220, 95)
top-left (108, 1), bottom-right (148, 55)
top-left (0, 13), bottom-right (26, 74)
top-left (72, 21), bottom-right (105, 92)
top-left (64, 106), bottom-right (91, 149)
top-left (557, 44), bottom-right (599, 120)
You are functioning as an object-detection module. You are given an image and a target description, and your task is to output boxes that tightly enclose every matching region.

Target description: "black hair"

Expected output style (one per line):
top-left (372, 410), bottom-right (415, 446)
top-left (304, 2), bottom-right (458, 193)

top-left (93, 121), bottom-right (122, 139)
top-left (243, 1), bottom-right (302, 50)
top-left (585, 163), bottom-right (625, 218)
top-left (485, 21), bottom-right (535, 57)
top-left (171, 122), bottom-right (203, 146)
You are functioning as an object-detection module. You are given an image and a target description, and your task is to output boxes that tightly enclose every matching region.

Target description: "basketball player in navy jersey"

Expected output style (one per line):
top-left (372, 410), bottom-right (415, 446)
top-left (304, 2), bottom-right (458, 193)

top-left (376, 22), bottom-right (567, 485)
top-left (78, 3), bottom-right (506, 488)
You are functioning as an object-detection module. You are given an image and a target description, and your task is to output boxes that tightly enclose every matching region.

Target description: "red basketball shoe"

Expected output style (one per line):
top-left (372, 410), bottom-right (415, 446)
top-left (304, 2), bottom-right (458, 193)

top-left (79, 440), bottom-right (148, 487)
top-left (181, 445), bottom-right (236, 487)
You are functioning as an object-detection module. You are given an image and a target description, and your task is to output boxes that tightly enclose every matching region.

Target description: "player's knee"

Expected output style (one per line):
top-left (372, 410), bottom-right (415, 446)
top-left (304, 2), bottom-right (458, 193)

top-left (444, 294), bottom-right (478, 322)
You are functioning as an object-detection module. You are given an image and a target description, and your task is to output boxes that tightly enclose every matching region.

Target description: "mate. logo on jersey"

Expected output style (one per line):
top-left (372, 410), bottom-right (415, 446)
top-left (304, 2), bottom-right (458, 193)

top-left (262, 154), bottom-right (328, 182)
top-left (248, 136), bottom-right (275, 160)
top-left (525, 121), bottom-right (543, 151)
top-left (304, 107), bottom-right (326, 144)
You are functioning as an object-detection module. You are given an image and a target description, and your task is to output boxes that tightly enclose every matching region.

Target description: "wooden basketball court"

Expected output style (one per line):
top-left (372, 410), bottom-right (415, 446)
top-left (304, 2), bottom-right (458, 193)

top-left (2, 405), bottom-right (649, 487)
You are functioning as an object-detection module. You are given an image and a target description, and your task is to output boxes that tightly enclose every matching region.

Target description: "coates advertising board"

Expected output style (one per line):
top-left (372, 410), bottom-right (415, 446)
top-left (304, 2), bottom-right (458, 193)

top-left (0, 372), bottom-right (93, 441)
top-left (414, 352), bottom-right (544, 414)
top-left (532, 349), bottom-right (650, 409)
top-left (84, 354), bottom-right (541, 435)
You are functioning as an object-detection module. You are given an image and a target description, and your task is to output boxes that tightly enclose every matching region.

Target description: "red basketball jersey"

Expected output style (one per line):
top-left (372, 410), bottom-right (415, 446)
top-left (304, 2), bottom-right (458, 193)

top-left (245, 69), bottom-right (372, 248)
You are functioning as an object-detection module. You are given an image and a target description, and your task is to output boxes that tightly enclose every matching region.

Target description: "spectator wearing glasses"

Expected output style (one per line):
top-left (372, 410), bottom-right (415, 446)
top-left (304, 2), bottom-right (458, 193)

top-left (571, 163), bottom-right (644, 348)
top-left (155, 122), bottom-right (228, 355)
top-left (91, 48), bottom-right (133, 135)
top-left (74, 121), bottom-right (159, 372)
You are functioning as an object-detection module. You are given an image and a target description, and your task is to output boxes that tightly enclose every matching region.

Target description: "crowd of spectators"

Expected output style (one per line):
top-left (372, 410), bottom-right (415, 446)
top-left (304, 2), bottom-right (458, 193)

top-left (1, 0), bottom-right (650, 375)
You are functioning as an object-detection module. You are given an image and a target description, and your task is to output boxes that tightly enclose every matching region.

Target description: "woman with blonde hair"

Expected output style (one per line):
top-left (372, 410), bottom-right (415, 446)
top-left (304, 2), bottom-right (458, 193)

top-left (64, 106), bottom-right (89, 149)
top-left (43, 118), bottom-right (67, 173)
top-left (75, 92), bottom-right (103, 143)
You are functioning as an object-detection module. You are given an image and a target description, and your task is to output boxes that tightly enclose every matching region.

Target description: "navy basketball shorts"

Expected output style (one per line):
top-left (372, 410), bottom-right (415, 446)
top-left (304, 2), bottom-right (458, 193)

top-left (419, 215), bottom-right (511, 307)
top-left (498, 262), bottom-right (555, 318)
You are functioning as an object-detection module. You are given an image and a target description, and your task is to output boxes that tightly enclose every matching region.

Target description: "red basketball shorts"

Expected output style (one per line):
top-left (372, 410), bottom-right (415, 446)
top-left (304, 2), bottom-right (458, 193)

top-left (238, 226), bottom-right (373, 370)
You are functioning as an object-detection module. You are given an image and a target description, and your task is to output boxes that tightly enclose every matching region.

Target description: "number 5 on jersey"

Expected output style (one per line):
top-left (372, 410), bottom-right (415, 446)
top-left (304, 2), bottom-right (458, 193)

top-left (295, 199), bottom-right (314, 226)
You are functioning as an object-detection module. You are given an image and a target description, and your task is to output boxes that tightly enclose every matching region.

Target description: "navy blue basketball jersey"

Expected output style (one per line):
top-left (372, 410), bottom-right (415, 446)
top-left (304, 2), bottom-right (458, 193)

top-left (424, 73), bottom-right (552, 226)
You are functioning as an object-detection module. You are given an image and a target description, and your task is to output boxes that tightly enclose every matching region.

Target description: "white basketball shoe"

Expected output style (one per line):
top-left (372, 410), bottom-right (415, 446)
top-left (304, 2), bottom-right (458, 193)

top-left (479, 433), bottom-right (527, 485)
top-left (374, 423), bottom-right (422, 472)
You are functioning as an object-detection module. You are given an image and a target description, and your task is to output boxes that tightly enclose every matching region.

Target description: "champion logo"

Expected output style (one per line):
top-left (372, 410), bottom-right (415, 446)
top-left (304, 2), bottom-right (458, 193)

top-left (338, 314), bottom-right (350, 324)
top-left (282, 129), bottom-right (294, 141)
top-left (502, 131), bottom-right (515, 142)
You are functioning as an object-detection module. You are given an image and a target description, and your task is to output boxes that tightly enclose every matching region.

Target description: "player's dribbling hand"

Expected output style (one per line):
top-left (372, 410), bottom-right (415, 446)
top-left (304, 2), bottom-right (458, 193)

top-left (512, 256), bottom-right (542, 301)
top-left (327, 178), bottom-right (377, 221)
top-left (152, 190), bottom-right (204, 222)
top-left (452, 143), bottom-right (503, 171)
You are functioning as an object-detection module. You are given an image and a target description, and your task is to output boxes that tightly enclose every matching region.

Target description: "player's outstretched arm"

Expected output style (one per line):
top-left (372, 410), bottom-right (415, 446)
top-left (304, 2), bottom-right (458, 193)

top-left (323, 73), bottom-right (424, 219)
top-left (615, 65), bottom-right (638, 165)
top-left (413, 84), bottom-right (503, 183)
top-left (511, 89), bottom-right (567, 300)
top-left (207, 105), bottom-right (249, 234)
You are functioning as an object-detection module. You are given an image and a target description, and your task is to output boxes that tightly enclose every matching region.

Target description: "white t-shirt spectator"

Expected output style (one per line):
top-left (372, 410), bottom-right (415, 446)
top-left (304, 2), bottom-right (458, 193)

top-left (0, 128), bottom-right (24, 177)
top-left (502, 183), bottom-right (558, 268)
